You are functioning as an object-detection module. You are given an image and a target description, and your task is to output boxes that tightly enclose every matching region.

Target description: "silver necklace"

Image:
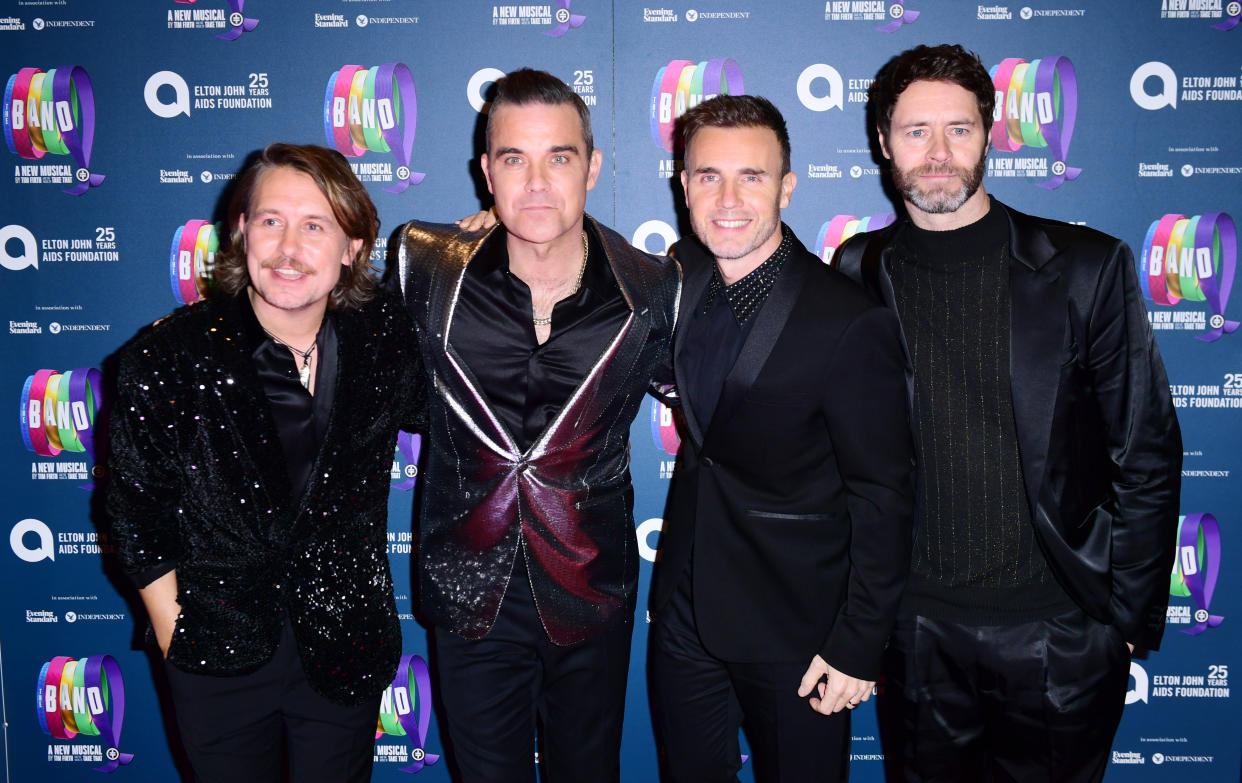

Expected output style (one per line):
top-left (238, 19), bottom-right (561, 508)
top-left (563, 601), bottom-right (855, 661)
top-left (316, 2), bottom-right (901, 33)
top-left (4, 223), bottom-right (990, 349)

top-left (532, 232), bottom-right (589, 327)
top-left (263, 328), bottom-right (317, 389)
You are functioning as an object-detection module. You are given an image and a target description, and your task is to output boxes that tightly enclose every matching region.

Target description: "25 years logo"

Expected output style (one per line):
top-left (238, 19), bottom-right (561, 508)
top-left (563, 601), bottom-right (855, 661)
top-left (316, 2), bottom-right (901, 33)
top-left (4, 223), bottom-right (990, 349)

top-left (3, 66), bottom-right (105, 194)
top-left (323, 64), bottom-right (424, 193)
top-left (37, 655), bottom-right (133, 772)
top-left (1139, 212), bottom-right (1237, 342)
top-left (988, 56), bottom-right (1078, 189)
top-left (650, 58), bottom-right (745, 153)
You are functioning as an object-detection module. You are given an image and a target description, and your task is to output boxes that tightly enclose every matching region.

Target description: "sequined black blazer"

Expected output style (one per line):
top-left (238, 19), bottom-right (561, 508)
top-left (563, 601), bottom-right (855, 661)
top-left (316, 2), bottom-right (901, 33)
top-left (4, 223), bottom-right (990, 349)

top-left (107, 290), bottom-right (422, 704)
top-left (392, 216), bottom-right (681, 645)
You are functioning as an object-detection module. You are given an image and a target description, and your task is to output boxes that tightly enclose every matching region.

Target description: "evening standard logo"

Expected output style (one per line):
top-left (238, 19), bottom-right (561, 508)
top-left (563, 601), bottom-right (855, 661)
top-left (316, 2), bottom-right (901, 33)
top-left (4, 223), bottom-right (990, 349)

top-left (314, 12), bottom-right (349, 27)
top-left (826, 0), bottom-right (919, 31)
top-left (324, 63), bottom-right (424, 193)
top-left (1112, 751), bottom-right (1145, 765)
top-left (1139, 162), bottom-right (1173, 177)
top-left (1169, 513), bottom-right (1225, 634)
top-left (375, 655), bottom-right (440, 772)
top-left (650, 58), bottom-right (745, 154)
top-left (37, 655), bottom-right (133, 772)
top-left (28, 609), bottom-right (57, 623)
top-left (1130, 61), bottom-right (1242, 110)
top-left (3, 66), bottom-right (104, 194)
top-left (144, 70), bottom-right (273, 117)
top-left (0, 16), bottom-right (25, 30)
top-left (817, 213), bottom-right (896, 264)
top-left (988, 56), bottom-right (1079, 189)
top-left (160, 168), bottom-right (194, 184)
top-left (643, 7), bottom-right (678, 22)
top-left (978, 4), bottom-right (1013, 18)
top-left (807, 164), bottom-right (843, 179)
top-left (1138, 212), bottom-right (1237, 341)
top-left (11, 320), bottom-right (41, 334)
top-left (1160, 0), bottom-right (1242, 30)
top-left (170, 219), bottom-right (221, 304)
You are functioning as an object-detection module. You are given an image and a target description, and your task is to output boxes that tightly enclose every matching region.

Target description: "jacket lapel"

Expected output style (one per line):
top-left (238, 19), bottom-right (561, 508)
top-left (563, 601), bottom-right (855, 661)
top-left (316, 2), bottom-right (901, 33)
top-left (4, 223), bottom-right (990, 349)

top-left (671, 239), bottom-right (714, 447)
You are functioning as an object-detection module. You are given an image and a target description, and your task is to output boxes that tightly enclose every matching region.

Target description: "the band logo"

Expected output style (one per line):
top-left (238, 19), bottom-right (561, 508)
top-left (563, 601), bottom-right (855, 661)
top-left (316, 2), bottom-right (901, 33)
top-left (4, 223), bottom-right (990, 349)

top-left (324, 64), bottom-right (424, 193)
top-left (650, 58), bottom-right (745, 154)
top-left (392, 431), bottom-right (421, 491)
top-left (1140, 212), bottom-right (1237, 342)
top-left (1170, 513), bottom-right (1224, 635)
top-left (544, 0), bottom-right (584, 37)
top-left (170, 220), bottom-right (220, 304)
top-left (817, 213), bottom-right (896, 264)
top-left (37, 655), bottom-right (133, 772)
top-left (3, 66), bottom-right (105, 194)
top-left (988, 56), bottom-right (1079, 189)
top-left (650, 400), bottom-right (680, 456)
top-left (21, 369), bottom-right (103, 462)
top-left (376, 654), bottom-right (440, 773)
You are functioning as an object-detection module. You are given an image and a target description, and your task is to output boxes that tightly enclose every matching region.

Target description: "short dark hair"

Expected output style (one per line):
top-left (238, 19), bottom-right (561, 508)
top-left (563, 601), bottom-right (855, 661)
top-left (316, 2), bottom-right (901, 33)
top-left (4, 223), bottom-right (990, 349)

top-left (214, 143), bottom-right (380, 310)
top-left (484, 68), bottom-right (593, 154)
top-left (677, 94), bottom-right (791, 176)
top-left (870, 44), bottom-right (995, 142)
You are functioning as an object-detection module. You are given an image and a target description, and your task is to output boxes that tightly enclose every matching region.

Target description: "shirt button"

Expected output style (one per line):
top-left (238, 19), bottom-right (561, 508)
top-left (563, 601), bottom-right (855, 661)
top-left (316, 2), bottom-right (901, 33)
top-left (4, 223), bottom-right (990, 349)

top-left (702, 457), bottom-right (715, 467)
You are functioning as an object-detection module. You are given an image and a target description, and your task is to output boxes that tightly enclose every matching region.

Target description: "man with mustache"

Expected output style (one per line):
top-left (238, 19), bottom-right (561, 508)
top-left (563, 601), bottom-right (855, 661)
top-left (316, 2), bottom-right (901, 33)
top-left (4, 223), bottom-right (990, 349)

top-left (109, 143), bottom-right (422, 782)
top-left (834, 44), bottom-right (1182, 782)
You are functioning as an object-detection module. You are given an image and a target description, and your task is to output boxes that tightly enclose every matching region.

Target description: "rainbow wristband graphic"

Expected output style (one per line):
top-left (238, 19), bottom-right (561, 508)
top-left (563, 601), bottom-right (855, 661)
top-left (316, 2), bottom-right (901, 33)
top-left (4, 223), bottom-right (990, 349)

top-left (376, 654), bottom-right (440, 773)
top-left (170, 220), bottom-right (221, 304)
top-left (1139, 212), bottom-right (1238, 342)
top-left (650, 399), bottom-right (680, 456)
top-left (3, 65), bottom-right (104, 194)
top-left (20, 368), bottom-right (103, 460)
top-left (36, 654), bottom-right (133, 772)
top-left (815, 213), bottom-right (896, 264)
top-left (649, 58), bottom-right (744, 153)
top-left (988, 56), bottom-right (1079, 190)
top-left (324, 63), bottom-right (425, 193)
top-left (1213, 1), bottom-right (1240, 30)
top-left (1170, 513), bottom-right (1225, 635)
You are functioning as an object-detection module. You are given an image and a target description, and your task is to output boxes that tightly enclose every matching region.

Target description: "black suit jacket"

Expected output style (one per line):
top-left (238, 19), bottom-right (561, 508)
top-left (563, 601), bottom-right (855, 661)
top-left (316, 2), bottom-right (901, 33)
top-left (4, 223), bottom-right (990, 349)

top-left (108, 291), bottom-right (422, 704)
top-left (650, 231), bottom-right (915, 679)
top-left (835, 199), bottom-right (1182, 650)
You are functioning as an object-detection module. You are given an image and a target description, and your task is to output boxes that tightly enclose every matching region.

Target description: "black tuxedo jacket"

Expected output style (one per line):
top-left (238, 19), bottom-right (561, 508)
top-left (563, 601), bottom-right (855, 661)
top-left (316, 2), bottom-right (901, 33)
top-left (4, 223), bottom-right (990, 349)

top-left (649, 231), bottom-right (915, 679)
top-left (108, 291), bottom-right (422, 704)
top-left (835, 199), bottom-right (1182, 650)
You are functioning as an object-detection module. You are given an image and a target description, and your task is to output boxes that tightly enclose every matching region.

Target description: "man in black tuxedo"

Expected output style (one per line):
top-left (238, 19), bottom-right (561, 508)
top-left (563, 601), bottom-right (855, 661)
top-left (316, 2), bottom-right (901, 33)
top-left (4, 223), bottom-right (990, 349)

top-left (648, 94), bottom-right (915, 783)
top-left (108, 143), bottom-right (422, 783)
top-left (834, 44), bottom-right (1181, 782)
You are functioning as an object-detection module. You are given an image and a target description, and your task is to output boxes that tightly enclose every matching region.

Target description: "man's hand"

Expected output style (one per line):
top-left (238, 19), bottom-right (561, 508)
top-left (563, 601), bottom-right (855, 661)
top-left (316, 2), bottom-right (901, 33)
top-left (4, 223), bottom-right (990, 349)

top-left (797, 654), bottom-right (875, 715)
top-left (138, 570), bottom-right (181, 659)
top-left (456, 207), bottom-right (498, 232)
top-left (1128, 642), bottom-right (1135, 655)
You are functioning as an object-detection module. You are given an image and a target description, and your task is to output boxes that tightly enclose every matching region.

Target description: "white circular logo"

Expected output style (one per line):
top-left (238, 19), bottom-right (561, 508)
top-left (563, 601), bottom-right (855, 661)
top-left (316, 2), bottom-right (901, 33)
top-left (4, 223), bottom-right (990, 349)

top-left (889, 3), bottom-right (904, 18)
top-left (412, 748), bottom-right (425, 762)
top-left (65, 611), bottom-right (77, 623)
top-left (75, 167), bottom-right (90, 183)
top-left (850, 165), bottom-right (863, 178)
top-left (1152, 753), bottom-right (1164, 765)
top-left (404, 465), bottom-right (418, 479)
top-left (201, 171), bottom-right (213, 184)
top-left (32, 17), bottom-right (45, 30)
top-left (1209, 314), bottom-right (1226, 329)
top-left (229, 11), bottom-right (244, 26)
top-left (1020, 7), bottom-right (1033, 19)
top-left (1181, 164), bottom-right (1194, 178)
top-left (49, 322), bottom-right (61, 334)
top-left (1051, 160), bottom-right (1066, 176)
top-left (636, 517), bottom-right (664, 562)
top-left (1227, 1), bottom-right (1240, 16)
top-left (1195, 608), bottom-right (1211, 622)
top-left (356, 14), bottom-right (368, 27)
top-left (396, 165), bottom-right (411, 182)
top-left (630, 219), bottom-right (678, 256)
top-left (556, 8), bottom-right (571, 23)
top-left (686, 9), bottom-right (698, 21)
top-left (467, 67), bottom-right (507, 113)
top-left (106, 748), bottom-right (120, 761)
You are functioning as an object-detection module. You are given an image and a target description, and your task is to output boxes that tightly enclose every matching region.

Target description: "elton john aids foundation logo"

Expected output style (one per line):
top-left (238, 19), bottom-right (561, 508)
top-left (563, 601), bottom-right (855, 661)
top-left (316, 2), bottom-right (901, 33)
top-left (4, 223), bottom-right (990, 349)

top-left (37, 655), bottom-right (133, 772)
top-left (3, 66), bottom-right (105, 194)
top-left (21, 369), bottom-right (103, 461)
top-left (1140, 212), bottom-right (1237, 342)
top-left (650, 58), bottom-right (745, 153)
top-left (376, 655), bottom-right (439, 773)
top-left (1170, 513), bottom-right (1225, 635)
top-left (170, 220), bottom-right (221, 304)
top-left (989, 56), bottom-right (1079, 189)
top-left (817, 213), bottom-right (896, 264)
top-left (324, 64), bottom-right (424, 193)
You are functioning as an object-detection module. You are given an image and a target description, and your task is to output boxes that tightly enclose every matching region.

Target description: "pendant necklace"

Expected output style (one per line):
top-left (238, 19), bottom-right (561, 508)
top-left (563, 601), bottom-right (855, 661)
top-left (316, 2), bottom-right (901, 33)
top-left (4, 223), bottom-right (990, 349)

top-left (263, 329), bottom-right (318, 389)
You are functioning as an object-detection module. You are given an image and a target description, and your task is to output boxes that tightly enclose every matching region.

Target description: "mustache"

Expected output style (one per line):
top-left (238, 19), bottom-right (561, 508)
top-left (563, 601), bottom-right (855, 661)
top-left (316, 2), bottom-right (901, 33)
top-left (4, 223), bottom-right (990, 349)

top-left (260, 257), bottom-right (314, 275)
top-left (913, 164), bottom-right (965, 177)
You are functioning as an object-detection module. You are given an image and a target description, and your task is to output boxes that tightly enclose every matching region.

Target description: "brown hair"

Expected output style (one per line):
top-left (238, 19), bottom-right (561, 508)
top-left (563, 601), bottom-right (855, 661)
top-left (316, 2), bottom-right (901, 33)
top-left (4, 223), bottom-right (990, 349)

top-left (484, 68), bottom-right (594, 154)
top-left (214, 143), bottom-right (380, 310)
top-left (870, 44), bottom-right (995, 142)
top-left (677, 94), bottom-right (791, 176)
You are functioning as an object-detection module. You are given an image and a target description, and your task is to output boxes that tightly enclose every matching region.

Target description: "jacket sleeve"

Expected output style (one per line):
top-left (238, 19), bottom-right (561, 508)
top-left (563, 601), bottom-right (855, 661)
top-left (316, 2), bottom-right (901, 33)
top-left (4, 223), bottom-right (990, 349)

top-left (818, 305), bottom-right (915, 678)
top-left (1088, 240), bottom-right (1181, 650)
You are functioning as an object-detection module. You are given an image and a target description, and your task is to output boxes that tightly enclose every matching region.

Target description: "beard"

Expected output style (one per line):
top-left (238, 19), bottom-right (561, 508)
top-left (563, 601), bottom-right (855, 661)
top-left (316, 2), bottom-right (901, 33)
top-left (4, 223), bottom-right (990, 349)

top-left (892, 153), bottom-right (987, 215)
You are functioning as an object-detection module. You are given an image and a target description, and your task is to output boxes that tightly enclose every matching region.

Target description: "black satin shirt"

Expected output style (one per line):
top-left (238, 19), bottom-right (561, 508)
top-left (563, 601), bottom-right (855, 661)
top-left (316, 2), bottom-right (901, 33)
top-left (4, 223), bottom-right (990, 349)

top-left (450, 226), bottom-right (628, 452)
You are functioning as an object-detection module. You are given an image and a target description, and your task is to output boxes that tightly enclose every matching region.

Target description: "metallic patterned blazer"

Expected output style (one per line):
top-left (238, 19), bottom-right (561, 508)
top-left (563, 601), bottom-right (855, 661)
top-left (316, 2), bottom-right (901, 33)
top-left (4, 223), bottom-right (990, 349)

top-left (392, 216), bottom-right (680, 645)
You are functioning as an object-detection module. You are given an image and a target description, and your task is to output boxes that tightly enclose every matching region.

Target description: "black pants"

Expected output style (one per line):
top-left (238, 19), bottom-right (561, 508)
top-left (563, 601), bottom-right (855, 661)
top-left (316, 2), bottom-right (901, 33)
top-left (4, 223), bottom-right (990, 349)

top-left (648, 574), bottom-right (850, 783)
top-left (163, 621), bottom-right (380, 783)
top-left (878, 610), bottom-right (1130, 783)
top-left (432, 565), bottom-right (633, 783)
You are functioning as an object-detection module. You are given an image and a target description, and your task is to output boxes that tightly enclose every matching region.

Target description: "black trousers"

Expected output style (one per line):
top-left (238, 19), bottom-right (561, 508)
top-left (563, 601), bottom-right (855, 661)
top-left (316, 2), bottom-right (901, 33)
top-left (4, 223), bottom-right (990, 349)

top-left (432, 564), bottom-right (634, 783)
top-left (649, 574), bottom-right (850, 783)
top-left (878, 609), bottom-right (1130, 783)
top-left (163, 621), bottom-right (380, 783)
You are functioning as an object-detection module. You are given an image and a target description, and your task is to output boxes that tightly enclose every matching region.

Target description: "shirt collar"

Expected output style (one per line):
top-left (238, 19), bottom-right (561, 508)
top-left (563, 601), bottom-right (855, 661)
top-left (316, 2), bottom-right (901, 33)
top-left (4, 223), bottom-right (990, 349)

top-left (704, 223), bottom-right (794, 325)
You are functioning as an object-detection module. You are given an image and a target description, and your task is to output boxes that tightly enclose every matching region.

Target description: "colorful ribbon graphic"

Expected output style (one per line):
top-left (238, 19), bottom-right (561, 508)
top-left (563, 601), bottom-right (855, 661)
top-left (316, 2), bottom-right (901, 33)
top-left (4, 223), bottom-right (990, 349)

top-left (544, 0), bottom-right (585, 37)
top-left (392, 431), bottom-right (422, 491)
top-left (20, 368), bottom-right (103, 461)
top-left (1170, 513), bottom-right (1224, 636)
top-left (170, 220), bottom-right (221, 304)
top-left (1212, 0), bottom-right (1240, 30)
top-left (988, 56), bottom-right (1079, 189)
top-left (816, 213), bottom-right (896, 264)
top-left (876, 1), bottom-right (919, 32)
top-left (36, 654), bottom-right (133, 772)
top-left (324, 63), bottom-right (425, 193)
top-left (1139, 212), bottom-right (1237, 341)
top-left (650, 399), bottom-right (680, 456)
top-left (4, 65), bottom-right (104, 194)
top-left (649, 58), bottom-right (744, 153)
top-left (217, 0), bottom-right (259, 41)
top-left (377, 654), bottom-right (440, 773)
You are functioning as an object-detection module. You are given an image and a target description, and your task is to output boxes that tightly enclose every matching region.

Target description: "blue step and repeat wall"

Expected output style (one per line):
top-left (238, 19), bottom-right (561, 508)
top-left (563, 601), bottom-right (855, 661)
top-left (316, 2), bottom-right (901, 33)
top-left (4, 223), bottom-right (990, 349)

top-left (3, 0), bottom-right (1239, 780)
